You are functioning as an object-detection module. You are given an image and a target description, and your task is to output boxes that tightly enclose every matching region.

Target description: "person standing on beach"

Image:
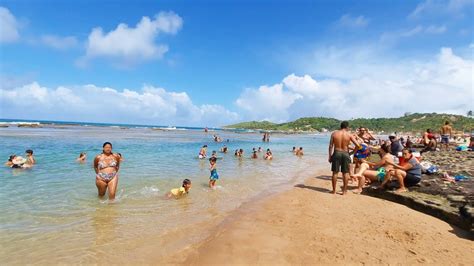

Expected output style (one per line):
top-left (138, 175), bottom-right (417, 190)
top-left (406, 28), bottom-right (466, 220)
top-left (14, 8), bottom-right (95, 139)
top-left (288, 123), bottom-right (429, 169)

top-left (440, 121), bottom-right (453, 151)
top-left (94, 142), bottom-right (120, 200)
top-left (328, 121), bottom-right (360, 195)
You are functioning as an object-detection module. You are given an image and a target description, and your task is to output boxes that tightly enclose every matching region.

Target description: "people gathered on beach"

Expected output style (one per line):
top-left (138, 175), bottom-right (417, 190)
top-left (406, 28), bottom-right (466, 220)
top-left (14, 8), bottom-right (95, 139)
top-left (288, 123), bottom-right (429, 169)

top-left (6, 119), bottom-right (470, 202)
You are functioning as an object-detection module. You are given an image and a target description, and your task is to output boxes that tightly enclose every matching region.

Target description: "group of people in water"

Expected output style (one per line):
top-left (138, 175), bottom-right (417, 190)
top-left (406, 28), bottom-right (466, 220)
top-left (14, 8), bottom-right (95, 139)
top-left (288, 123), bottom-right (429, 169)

top-left (7, 120), bottom-right (468, 200)
top-left (5, 150), bottom-right (35, 169)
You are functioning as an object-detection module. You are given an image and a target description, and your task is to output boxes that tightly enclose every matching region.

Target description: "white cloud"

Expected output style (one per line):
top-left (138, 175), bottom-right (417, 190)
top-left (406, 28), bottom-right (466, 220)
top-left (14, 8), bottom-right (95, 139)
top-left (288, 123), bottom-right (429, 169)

top-left (379, 24), bottom-right (448, 45)
top-left (0, 82), bottom-right (239, 127)
top-left (424, 25), bottom-right (447, 34)
top-left (235, 84), bottom-right (302, 122)
top-left (400, 25), bottom-right (424, 37)
top-left (337, 14), bottom-right (369, 28)
top-left (0, 6), bottom-right (19, 43)
top-left (235, 46), bottom-right (474, 121)
top-left (40, 35), bottom-right (78, 50)
top-left (399, 24), bottom-right (447, 37)
top-left (409, 0), bottom-right (473, 18)
top-left (81, 11), bottom-right (183, 66)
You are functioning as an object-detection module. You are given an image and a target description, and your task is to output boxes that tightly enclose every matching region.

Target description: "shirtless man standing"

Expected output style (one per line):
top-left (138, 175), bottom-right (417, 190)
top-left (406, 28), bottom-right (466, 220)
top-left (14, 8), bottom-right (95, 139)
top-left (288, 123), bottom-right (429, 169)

top-left (328, 121), bottom-right (360, 195)
top-left (440, 121), bottom-right (453, 151)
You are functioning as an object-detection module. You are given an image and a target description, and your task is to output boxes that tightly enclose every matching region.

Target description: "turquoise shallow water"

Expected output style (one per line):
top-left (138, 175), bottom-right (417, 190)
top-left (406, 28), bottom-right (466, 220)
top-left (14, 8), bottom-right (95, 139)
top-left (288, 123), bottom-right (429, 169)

top-left (0, 125), bottom-right (329, 263)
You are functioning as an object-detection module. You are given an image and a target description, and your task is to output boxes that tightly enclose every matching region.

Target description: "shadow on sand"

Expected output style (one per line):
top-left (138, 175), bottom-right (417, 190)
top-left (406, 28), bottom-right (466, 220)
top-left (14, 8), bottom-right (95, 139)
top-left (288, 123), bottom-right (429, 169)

top-left (294, 184), bottom-right (331, 193)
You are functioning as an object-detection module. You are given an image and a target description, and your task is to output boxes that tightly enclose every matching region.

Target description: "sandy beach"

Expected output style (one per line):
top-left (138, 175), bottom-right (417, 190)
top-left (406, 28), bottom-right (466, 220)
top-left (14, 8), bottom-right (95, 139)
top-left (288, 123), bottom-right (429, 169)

top-left (175, 171), bottom-right (474, 265)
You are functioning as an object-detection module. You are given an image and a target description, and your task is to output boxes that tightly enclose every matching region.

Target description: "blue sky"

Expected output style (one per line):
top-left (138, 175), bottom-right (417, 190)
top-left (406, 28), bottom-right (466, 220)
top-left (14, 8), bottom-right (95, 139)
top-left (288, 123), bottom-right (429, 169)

top-left (1, 0), bottom-right (473, 126)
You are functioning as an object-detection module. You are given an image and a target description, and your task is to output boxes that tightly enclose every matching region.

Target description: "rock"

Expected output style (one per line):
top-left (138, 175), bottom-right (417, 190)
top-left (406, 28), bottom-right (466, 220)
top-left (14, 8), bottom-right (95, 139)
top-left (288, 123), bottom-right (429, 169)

top-left (447, 195), bottom-right (466, 203)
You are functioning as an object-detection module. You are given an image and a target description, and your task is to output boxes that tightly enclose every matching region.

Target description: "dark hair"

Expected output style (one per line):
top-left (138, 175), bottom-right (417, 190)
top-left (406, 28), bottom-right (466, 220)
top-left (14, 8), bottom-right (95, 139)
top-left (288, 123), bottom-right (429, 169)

top-left (292, 146), bottom-right (296, 149)
top-left (239, 149), bottom-right (243, 152)
top-left (267, 148), bottom-right (270, 151)
top-left (445, 121), bottom-right (449, 125)
top-left (103, 142), bottom-right (112, 148)
top-left (380, 143), bottom-right (390, 153)
top-left (25, 149), bottom-right (33, 154)
top-left (117, 153), bottom-right (122, 157)
top-left (203, 145), bottom-right (208, 148)
top-left (9, 155), bottom-right (16, 161)
top-left (209, 157), bottom-right (217, 163)
top-left (299, 147), bottom-right (303, 150)
top-left (182, 179), bottom-right (191, 186)
top-left (388, 136), bottom-right (396, 141)
top-left (426, 129), bottom-right (432, 133)
top-left (340, 121), bottom-right (349, 129)
top-left (79, 152), bottom-right (85, 157)
top-left (402, 148), bottom-right (413, 154)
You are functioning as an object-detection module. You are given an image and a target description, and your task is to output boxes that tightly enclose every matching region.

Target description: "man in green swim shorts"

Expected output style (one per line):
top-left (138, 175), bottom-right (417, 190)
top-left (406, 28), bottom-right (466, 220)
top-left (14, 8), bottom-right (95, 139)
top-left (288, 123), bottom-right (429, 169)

top-left (328, 121), bottom-right (360, 195)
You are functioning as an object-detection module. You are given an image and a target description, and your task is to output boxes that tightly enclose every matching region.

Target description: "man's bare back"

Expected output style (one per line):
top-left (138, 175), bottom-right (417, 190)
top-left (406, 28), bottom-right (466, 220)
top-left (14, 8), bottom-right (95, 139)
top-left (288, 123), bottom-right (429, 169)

top-left (441, 125), bottom-right (452, 135)
top-left (331, 129), bottom-right (356, 153)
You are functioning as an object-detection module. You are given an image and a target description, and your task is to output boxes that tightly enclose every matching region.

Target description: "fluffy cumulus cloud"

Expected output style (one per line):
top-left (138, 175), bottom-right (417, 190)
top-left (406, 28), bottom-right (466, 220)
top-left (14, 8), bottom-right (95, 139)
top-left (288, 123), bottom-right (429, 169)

top-left (0, 6), bottom-right (19, 43)
top-left (235, 46), bottom-right (473, 121)
top-left (80, 11), bottom-right (183, 66)
top-left (0, 83), bottom-right (239, 126)
top-left (235, 84), bottom-right (302, 122)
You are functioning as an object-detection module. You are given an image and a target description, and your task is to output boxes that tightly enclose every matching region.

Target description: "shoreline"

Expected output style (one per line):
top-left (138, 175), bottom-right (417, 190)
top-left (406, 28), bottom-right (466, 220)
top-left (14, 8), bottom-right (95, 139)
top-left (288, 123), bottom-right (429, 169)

top-left (171, 170), bottom-right (473, 265)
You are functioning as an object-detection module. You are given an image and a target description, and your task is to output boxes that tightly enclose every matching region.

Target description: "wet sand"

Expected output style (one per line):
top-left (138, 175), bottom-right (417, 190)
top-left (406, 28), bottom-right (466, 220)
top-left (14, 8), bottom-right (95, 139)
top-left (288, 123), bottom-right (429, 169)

top-left (177, 171), bottom-right (474, 265)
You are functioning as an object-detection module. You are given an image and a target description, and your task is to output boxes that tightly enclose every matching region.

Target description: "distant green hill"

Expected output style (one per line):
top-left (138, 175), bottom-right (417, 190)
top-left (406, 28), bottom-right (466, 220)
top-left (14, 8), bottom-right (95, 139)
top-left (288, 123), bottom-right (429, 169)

top-left (225, 113), bottom-right (474, 133)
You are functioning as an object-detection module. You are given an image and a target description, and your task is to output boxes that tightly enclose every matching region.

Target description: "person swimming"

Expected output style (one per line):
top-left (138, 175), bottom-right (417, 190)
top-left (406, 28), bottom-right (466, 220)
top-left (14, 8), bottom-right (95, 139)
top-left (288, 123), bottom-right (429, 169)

top-left (209, 157), bottom-right (219, 188)
top-left (264, 149), bottom-right (273, 160)
top-left (296, 147), bottom-right (304, 156)
top-left (251, 150), bottom-right (258, 159)
top-left (221, 145), bottom-right (228, 153)
top-left (77, 152), bottom-right (87, 162)
top-left (94, 142), bottom-right (120, 200)
top-left (25, 149), bottom-right (35, 165)
top-left (167, 179), bottom-right (192, 198)
top-left (5, 155), bottom-right (31, 169)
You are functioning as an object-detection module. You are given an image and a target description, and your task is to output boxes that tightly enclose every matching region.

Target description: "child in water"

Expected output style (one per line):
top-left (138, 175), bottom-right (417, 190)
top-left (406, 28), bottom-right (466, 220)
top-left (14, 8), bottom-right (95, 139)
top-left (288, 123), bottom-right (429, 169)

top-left (167, 179), bottom-right (192, 198)
top-left (209, 157), bottom-right (219, 188)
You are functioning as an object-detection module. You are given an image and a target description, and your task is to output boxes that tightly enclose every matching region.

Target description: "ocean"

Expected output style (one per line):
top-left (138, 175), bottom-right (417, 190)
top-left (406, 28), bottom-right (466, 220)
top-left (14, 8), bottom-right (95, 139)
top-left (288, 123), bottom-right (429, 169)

top-left (0, 121), bottom-right (329, 263)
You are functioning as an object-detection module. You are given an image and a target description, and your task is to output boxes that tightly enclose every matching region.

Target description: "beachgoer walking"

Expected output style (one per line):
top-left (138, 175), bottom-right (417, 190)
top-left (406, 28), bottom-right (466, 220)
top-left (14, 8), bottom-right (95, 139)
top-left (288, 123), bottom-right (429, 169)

top-left (209, 157), bottom-right (219, 188)
top-left (94, 142), bottom-right (120, 200)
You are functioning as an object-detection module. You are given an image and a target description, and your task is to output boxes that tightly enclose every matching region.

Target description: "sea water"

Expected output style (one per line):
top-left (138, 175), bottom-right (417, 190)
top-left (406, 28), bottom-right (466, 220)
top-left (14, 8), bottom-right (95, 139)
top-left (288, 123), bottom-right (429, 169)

top-left (0, 124), bottom-right (329, 263)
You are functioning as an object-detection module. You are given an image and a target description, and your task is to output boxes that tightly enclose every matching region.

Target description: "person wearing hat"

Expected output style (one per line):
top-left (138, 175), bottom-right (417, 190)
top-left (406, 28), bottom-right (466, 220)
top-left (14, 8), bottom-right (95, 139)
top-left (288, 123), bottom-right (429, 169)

top-left (5, 155), bottom-right (32, 169)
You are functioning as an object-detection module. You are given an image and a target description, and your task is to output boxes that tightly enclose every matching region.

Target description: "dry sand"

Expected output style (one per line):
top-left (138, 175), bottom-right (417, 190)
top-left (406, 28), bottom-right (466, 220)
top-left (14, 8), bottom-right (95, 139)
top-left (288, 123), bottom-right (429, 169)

top-left (177, 172), bottom-right (474, 265)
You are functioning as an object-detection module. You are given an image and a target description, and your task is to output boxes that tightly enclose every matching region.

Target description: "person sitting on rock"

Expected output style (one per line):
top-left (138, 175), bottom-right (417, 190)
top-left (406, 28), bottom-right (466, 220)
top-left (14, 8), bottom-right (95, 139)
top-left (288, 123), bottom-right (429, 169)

top-left (385, 148), bottom-right (422, 193)
top-left (421, 129), bottom-right (437, 153)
